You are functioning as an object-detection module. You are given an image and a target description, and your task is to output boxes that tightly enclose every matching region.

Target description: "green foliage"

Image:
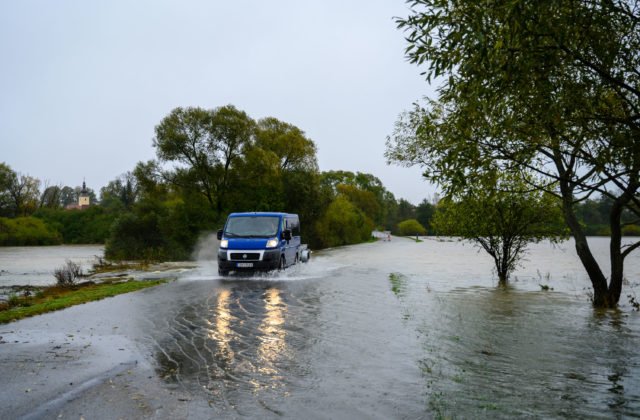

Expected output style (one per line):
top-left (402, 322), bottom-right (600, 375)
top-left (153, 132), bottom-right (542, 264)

top-left (432, 180), bottom-right (567, 283)
top-left (0, 217), bottom-right (62, 245)
top-left (320, 170), bottom-right (393, 227)
top-left (315, 196), bottom-right (374, 248)
top-left (39, 186), bottom-right (63, 209)
top-left (255, 117), bottom-right (318, 172)
top-left (104, 191), bottom-right (215, 261)
top-left (416, 199), bottom-right (435, 232)
top-left (0, 163), bottom-right (14, 217)
top-left (2, 105), bottom-right (430, 258)
top-left (391, 0), bottom-right (640, 306)
top-left (100, 172), bottom-right (138, 211)
top-left (398, 219), bottom-right (427, 236)
top-left (105, 212), bottom-right (166, 261)
top-left (154, 105), bottom-right (255, 211)
top-left (622, 225), bottom-right (640, 237)
top-left (34, 207), bottom-right (116, 244)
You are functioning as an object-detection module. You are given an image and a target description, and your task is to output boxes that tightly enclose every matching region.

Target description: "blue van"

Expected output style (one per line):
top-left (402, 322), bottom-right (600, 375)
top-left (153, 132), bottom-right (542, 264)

top-left (216, 212), bottom-right (309, 275)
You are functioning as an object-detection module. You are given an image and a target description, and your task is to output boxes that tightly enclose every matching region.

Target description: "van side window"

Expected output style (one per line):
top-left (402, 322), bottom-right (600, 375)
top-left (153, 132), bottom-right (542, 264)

top-left (288, 217), bottom-right (300, 236)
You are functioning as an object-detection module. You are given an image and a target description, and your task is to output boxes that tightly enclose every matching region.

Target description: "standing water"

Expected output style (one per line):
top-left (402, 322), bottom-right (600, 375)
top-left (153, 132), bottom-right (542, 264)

top-left (135, 236), bottom-right (640, 418)
top-left (0, 245), bottom-right (104, 287)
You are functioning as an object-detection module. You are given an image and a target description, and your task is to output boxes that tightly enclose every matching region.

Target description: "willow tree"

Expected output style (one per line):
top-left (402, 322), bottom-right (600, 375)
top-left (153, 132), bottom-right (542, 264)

top-left (153, 105), bottom-right (255, 212)
top-left (389, 0), bottom-right (640, 307)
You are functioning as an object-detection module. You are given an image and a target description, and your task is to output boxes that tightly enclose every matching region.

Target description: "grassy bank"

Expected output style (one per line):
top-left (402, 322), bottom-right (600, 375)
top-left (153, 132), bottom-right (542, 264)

top-left (0, 279), bottom-right (168, 324)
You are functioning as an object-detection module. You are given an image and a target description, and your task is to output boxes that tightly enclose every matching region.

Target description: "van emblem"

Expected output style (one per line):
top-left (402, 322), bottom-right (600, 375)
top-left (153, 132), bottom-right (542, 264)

top-left (243, 254), bottom-right (247, 259)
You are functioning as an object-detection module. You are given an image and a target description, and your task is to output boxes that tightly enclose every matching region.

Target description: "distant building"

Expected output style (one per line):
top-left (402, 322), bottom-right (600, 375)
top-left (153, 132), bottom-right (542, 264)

top-left (65, 180), bottom-right (91, 210)
top-left (78, 180), bottom-right (90, 207)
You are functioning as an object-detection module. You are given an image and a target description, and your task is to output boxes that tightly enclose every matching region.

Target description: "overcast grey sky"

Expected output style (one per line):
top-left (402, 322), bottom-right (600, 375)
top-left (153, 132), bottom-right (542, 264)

top-left (0, 0), bottom-right (436, 204)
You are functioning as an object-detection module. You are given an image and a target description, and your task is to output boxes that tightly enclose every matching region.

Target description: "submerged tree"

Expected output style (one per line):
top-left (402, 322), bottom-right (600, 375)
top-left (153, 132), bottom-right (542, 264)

top-left (431, 178), bottom-right (566, 284)
top-left (389, 0), bottom-right (640, 307)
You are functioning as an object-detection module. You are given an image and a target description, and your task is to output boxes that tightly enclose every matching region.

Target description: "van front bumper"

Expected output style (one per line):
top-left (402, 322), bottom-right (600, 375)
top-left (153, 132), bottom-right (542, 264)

top-left (218, 248), bottom-right (281, 271)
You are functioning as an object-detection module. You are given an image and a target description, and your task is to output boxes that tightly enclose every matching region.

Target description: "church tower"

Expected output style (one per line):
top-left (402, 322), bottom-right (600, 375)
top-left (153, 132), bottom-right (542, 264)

top-left (78, 179), bottom-right (90, 208)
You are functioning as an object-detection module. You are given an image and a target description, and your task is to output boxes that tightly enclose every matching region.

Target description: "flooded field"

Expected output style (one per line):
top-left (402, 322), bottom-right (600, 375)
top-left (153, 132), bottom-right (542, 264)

top-left (0, 245), bottom-right (104, 287)
top-left (143, 237), bottom-right (640, 418)
top-left (2, 237), bottom-right (640, 418)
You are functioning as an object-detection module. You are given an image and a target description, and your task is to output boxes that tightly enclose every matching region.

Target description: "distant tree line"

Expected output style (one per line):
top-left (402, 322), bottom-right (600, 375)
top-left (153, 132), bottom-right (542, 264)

top-left (0, 105), bottom-right (430, 256)
top-left (1, 104), bottom-right (637, 255)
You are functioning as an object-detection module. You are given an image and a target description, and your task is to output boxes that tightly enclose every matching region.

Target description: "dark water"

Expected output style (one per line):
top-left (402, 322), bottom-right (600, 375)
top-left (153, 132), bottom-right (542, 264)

top-left (140, 237), bottom-right (640, 419)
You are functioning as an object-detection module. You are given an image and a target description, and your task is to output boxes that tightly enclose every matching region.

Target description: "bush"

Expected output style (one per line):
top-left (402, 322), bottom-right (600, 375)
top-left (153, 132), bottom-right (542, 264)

top-left (0, 217), bottom-right (62, 245)
top-left (622, 224), bottom-right (640, 236)
top-left (54, 260), bottom-right (83, 287)
top-left (105, 212), bottom-right (167, 261)
top-left (397, 219), bottom-right (427, 236)
top-left (34, 207), bottom-right (117, 244)
top-left (315, 196), bottom-right (374, 248)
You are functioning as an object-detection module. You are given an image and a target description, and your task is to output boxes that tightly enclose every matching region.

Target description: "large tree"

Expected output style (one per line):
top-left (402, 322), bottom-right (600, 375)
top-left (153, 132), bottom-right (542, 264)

top-left (40, 185), bottom-right (63, 209)
top-left (6, 172), bottom-right (40, 217)
top-left (100, 172), bottom-right (139, 211)
top-left (255, 117), bottom-right (318, 172)
top-left (154, 105), bottom-right (254, 212)
top-left (389, 0), bottom-right (640, 307)
top-left (0, 163), bottom-right (15, 216)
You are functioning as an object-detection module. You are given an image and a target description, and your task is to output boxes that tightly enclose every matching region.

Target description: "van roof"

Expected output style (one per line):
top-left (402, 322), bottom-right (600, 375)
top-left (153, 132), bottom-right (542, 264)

top-left (227, 212), bottom-right (297, 218)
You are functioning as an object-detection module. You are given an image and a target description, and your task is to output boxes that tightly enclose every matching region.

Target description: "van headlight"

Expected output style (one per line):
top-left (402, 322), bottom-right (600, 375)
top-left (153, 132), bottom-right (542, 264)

top-left (266, 238), bottom-right (279, 248)
top-left (220, 239), bottom-right (228, 248)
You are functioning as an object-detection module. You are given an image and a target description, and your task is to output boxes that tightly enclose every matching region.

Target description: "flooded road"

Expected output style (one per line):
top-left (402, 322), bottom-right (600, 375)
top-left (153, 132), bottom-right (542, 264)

top-left (145, 237), bottom-right (640, 418)
top-left (2, 237), bottom-right (640, 418)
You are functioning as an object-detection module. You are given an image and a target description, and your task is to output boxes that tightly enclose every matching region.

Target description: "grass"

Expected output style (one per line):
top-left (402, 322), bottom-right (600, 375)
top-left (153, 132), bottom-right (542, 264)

top-left (0, 279), bottom-right (168, 324)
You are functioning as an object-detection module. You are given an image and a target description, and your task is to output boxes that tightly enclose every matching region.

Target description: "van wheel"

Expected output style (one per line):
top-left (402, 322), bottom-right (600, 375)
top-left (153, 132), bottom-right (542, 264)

top-left (218, 268), bottom-right (229, 276)
top-left (279, 256), bottom-right (285, 270)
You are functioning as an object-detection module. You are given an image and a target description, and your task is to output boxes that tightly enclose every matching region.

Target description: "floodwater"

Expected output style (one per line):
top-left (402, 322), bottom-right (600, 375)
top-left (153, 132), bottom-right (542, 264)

top-left (0, 245), bottom-right (104, 287)
top-left (3, 237), bottom-right (640, 418)
top-left (144, 237), bottom-right (640, 418)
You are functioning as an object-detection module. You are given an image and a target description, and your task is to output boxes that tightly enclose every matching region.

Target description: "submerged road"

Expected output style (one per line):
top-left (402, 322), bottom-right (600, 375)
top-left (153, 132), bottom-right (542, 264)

top-left (1, 237), bottom-right (639, 419)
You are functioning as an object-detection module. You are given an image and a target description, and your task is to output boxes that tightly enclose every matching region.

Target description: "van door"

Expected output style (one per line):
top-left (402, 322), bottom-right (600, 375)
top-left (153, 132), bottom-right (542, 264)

top-left (284, 216), bottom-right (301, 264)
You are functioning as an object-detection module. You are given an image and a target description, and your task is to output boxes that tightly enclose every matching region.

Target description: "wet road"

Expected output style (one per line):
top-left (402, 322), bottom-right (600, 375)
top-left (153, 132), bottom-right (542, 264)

top-left (1, 237), bottom-right (640, 418)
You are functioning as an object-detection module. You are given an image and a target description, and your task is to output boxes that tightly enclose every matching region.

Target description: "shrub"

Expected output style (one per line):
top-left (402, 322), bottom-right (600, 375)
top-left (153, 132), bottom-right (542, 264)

top-left (397, 219), bottom-right (427, 236)
top-left (622, 225), bottom-right (640, 237)
top-left (0, 217), bottom-right (62, 245)
top-left (54, 260), bottom-right (83, 287)
top-left (315, 196), bottom-right (374, 248)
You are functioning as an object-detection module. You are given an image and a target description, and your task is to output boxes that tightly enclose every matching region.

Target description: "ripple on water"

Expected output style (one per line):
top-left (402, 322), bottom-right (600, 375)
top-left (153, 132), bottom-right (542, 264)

top-left (145, 238), bottom-right (640, 418)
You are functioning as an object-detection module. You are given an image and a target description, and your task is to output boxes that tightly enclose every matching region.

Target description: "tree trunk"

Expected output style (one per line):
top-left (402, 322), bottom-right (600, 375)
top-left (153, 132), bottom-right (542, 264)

top-left (559, 184), bottom-right (611, 307)
top-left (607, 185), bottom-right (637, 307)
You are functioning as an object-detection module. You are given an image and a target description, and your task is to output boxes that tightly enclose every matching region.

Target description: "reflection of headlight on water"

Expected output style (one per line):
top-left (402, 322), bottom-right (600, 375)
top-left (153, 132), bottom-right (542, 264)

top-left (205, 289), bottom-right (234, 361)
top-left (257, 288), bottom-right (287, 377)
top-left (203, 287), bottom-right (288, 391)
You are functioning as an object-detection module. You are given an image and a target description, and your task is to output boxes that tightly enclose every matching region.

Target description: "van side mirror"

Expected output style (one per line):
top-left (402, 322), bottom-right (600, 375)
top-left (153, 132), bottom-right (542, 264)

top-left (217, 229), bottom-right (223, 240)
top-left (282, 229), bottom-right (292, 241)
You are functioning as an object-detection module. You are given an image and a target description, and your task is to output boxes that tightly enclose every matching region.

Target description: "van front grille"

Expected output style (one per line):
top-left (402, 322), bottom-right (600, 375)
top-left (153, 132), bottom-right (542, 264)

top-left (230, 253), bottom-right (260, 261)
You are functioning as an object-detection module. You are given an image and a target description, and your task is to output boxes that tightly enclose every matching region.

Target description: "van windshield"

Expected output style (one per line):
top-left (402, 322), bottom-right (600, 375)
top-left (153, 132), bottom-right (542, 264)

top-left (224, 216), bottom-right (280, 238)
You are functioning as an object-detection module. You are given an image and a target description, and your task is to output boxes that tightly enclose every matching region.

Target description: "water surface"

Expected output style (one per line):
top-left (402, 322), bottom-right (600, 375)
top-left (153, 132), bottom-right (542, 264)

top-left (0, 245), bottom-right (104, 287)
top-left (140, 236), bottom-right (640, 418)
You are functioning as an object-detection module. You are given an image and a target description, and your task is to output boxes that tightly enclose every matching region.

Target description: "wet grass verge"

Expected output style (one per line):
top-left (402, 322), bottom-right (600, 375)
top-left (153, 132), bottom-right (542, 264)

top-left (0, 279), bottom-right (168, 324)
